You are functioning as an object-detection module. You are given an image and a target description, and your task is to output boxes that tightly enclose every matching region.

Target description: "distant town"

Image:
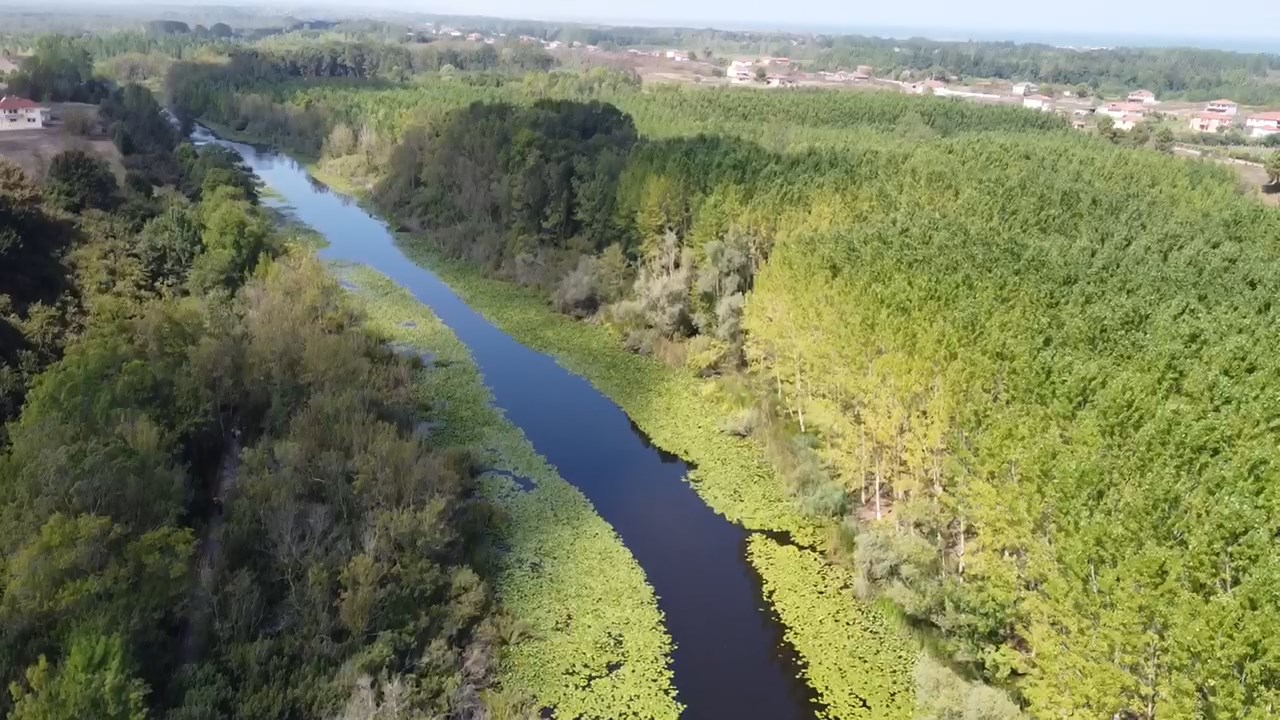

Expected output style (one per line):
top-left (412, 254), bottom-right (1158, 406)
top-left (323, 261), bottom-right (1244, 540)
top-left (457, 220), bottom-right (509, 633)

top-left (403, 23), bottom-right (1280, 143)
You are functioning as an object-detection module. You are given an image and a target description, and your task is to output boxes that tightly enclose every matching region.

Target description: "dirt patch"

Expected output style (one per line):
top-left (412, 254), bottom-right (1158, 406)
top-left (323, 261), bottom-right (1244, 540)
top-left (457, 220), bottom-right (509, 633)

top-left (0, 103), bottom-right (125, 181)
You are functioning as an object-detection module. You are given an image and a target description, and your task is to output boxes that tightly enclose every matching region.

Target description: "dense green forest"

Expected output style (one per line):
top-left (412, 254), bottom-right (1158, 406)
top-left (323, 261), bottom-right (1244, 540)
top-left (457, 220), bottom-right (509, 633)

top-left (0, 77), bottom-right (518, 718)
top-left (167, 57), bottom-right (1280, 719)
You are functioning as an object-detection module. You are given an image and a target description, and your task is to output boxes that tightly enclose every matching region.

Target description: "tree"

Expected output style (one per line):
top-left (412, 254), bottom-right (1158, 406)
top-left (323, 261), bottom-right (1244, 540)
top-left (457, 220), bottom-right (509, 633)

top-left (9, 631), bottom-right (149, 720)
top-left (188, 185), bottom-right (274, 292)
top-left (45, 150), bottom-right (118, 212)
top-left (1266, 151), bottom-right (1280, 185)
top-left (1095, 114), bottom-right (1119, 142)
top-left (1153, 127), bottom-right (1175, 154)
top-left (754, 66), bottom-right (767, 82)
top-left (1074, 84), bottom-right (1090, 98)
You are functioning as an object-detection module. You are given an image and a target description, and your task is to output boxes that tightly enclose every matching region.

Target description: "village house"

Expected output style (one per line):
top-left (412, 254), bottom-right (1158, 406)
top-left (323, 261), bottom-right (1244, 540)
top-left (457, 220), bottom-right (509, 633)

top-left (1011, 81), bottom-right (1040, 96)
top-left (664, 49), bottom-right (690, 62)
top-left (909, 79), bottom-right (945, 95)
top-left (1205, 99), bottom-right (1238, 115)
top-left (1189, 111), bottom-right (1233, 133)
top-left (465, 32), bottom-right (483, 42)
top-left (0, 95), bottom-right (49, 131)
top-left (766, 75), bottom-right (797, 88)
top-left (855, 65), bottom-right (874, 77)
top-left (1245, 111), bottom-right (1280, 138)
top-left (1098, 102), bottom-right (1150, 120)
top-left (729, 59), bottom-right (756, 83)
top-left (1126, 89), bottom-right (1158, 105)
top-left (1022, 94), bottom-right (1055, 112)
top-left (1115, 113), bottom-right (1144, 131)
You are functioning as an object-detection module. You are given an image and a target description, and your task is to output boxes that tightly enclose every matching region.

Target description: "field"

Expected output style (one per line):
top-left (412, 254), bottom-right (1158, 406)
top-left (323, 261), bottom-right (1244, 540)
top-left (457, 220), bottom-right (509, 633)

top-left (0, 103), bottom-right (125, 180)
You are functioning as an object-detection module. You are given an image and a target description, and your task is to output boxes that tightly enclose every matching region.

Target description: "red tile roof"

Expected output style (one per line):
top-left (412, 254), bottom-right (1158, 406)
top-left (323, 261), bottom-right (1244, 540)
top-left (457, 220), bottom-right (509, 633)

top-left (1248, 111), bottom-right (1280, 121)
top-left (0, 95), bottom-right (39, 110)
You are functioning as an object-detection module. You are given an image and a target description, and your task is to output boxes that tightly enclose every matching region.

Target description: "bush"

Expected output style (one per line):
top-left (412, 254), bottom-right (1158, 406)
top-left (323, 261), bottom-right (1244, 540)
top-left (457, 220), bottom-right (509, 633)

top-left (45, 149), bottom-right (118, 212)
top-left (61, 108), bottom-right (94, 136)
top-left (553, 255), bottom-right (601, 318)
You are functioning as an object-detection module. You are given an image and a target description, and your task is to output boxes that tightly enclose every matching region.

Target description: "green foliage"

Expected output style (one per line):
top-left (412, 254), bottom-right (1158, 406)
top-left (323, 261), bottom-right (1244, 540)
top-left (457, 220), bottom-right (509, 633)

top-left (99, 84), bottom-right (177, 159)
top-left (5, 35), bottom-right (107, 102)
top-left (1266, 151), bottom-right (1280, 185)
top-left (45, 150), bottom-right (119, 213)
top-left (188, 185), bottom-right (275, 292)
top-left (335, 265), bottom-right (680, 719)
top-left (9, 630), bottom-right (149, 720)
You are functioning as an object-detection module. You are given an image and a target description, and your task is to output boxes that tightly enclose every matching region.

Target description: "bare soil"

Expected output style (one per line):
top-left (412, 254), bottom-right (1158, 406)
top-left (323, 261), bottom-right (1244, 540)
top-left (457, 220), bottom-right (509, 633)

top-left (0, 103), bottom-right (125, 181)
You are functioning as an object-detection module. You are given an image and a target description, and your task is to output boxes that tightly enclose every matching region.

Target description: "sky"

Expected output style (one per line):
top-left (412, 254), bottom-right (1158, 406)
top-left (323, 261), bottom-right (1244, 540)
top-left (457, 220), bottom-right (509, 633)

top-left (23, 0), bottom-right (1280, 50)
top-left (347, 0), bottom-right (1280, 47)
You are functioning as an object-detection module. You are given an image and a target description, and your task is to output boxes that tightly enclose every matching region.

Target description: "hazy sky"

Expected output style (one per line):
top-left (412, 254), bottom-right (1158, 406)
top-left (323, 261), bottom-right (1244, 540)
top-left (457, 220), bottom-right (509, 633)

top-left (355, 0), bottom-right (1280, 42)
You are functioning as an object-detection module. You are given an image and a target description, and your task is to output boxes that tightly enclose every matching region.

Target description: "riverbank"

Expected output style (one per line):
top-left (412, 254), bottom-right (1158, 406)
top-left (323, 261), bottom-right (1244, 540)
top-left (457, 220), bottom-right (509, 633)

top-left (336, 264), bottom-right (681, 719)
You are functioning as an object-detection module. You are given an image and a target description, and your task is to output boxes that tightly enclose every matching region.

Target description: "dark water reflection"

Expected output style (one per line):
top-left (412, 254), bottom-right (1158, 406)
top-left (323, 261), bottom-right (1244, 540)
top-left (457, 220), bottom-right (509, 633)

top-left (199, 127), bottom-right (820, 720)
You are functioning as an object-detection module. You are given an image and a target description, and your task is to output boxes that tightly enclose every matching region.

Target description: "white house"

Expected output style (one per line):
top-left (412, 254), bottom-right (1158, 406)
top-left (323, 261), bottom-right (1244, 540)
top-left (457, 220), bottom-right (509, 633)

top-left (1115, 113), bottom-right (1144, 131)
top-left (1189, 111), bottom-right (1232, 133)
top-left (0, 95), bottom-right (49, 130)
top-left (1126, 89), bottom-right (1157, 105)
top-left (1011, 81), bottom-right (1039, 96)
top-left (1022, 94), bottom-right (1055, 112)
top-left (1098, 102), bottom-right (1149, 120)
top-left (729, 59), bottom-right (756, 83)
top-left (1245, 111), bottom-right (1280, 138)
top-left (1205, 99), bottom-right (1238, 115)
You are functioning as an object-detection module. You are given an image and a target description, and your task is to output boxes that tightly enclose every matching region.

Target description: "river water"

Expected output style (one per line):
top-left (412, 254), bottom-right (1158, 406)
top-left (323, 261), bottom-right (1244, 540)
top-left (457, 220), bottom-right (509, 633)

top-left (201, 128), bottom-right (820, 720)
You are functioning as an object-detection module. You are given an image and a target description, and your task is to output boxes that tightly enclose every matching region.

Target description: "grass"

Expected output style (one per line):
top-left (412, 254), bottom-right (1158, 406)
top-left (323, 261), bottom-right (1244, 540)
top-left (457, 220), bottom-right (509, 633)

top-left (335, 264), bottom-right (681, 720)
top-left (747, 534), bottom-right (916, 720)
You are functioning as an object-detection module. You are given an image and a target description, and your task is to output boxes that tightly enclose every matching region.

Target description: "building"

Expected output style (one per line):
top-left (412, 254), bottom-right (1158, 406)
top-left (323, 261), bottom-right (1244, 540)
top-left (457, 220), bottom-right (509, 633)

top-left (729, 59), bottom-right (756, 83)
top-left (1126, 89), bottom-right (1157, 105)
top-left (1011, 81), bottom-right (1039, 96)
top-left (1098, 102), bottom-right (1150, 119)
top-left (465, 32), bottom-right (483, 42)
top-left (1189, 111), bottom-right (1232, 133)
top-left (1205, 99), bottom-right (1238, 115)
top-left (1245, 111), bottom-right (1280, 138)
top-left (0, 95), bottom-right (49, 130)
top-left (909, 79), bottom-right (945, 95)
top-left (855, 65), bottom-right (874, 77)
top-left (1022, 94), bottom-right (1055, 112)
top-left (1115, 113), bottom-right (1144, 131)
top-left (765, 75), bottom-right (797, 88)
top-left (664, 50), bottom-right (689, 62)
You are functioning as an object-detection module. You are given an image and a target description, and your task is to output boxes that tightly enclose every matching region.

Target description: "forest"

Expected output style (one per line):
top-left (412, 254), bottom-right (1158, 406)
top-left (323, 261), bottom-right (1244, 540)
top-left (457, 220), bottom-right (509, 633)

top-left (0, 72), bottom-right (512, 719)
top-left (164, 56), bottom-right (1280, 719)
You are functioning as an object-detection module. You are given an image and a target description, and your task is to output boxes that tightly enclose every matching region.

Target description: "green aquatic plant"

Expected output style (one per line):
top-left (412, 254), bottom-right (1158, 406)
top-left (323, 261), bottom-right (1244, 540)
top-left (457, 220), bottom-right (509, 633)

top-left (747, 534), bottom-right (916, 720)
top-left (334, 265), bottom-right (681, 720)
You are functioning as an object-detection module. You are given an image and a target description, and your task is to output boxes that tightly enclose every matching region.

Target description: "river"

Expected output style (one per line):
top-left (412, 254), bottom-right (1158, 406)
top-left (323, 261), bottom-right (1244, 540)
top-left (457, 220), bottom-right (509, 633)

top-left (200, 128), bottom-right (820, 720)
